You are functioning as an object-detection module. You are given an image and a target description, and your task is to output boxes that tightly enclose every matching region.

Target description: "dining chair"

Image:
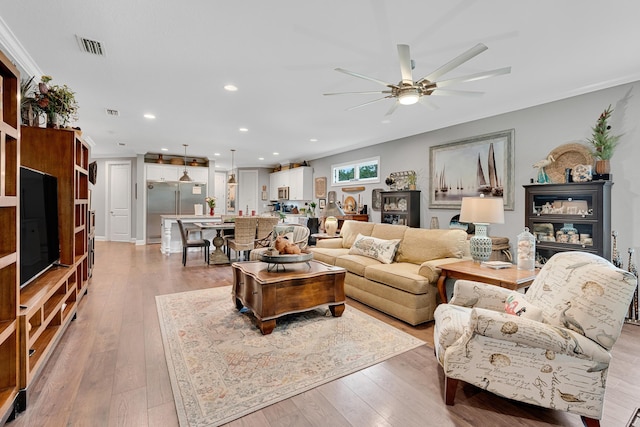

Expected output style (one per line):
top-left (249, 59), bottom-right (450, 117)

top-left (225, 217), bottom-right (257, 261)
top-left (255, 216), bottom-right (280, 249)
top-left (176, 219), bottom-right (210, 265)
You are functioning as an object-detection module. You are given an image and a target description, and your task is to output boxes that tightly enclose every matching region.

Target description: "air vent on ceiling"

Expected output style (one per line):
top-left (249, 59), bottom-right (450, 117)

top-left (105, 108), bottom-right (120, 117)
top-left (76, 35), bottom-right (106, 56)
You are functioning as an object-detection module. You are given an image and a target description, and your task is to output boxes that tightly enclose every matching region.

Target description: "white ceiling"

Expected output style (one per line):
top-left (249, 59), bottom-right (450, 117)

top-left (1, 1), bottom-right (639, 170)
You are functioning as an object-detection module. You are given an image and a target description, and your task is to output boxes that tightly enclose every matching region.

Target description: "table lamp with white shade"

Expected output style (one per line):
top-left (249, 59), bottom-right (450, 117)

top-left (459, 195), bottom-right (505, 262)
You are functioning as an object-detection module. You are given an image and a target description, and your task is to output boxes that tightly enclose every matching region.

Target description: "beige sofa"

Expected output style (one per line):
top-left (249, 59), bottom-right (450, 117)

top-left (309, 220), bottom-right (469, 325)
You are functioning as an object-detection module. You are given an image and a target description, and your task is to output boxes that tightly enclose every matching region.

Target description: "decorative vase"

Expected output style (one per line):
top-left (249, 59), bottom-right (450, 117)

top-left (324, 216), bottom-right (338, 236)
top-left (209, 207), bottom-right (215, 216)
top-left (517, 227), bottom-right (535, 271)
top-left (46, 111), bottom-right (60, 129)
top-left (595, 159), bottom-right (610, 174)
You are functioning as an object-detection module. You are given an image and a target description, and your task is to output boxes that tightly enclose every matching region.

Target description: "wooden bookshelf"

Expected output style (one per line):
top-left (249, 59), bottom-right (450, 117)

top-left (0, 48), bottom-right (20, 424)
top-left (18, 126), bottom-right (90, 409)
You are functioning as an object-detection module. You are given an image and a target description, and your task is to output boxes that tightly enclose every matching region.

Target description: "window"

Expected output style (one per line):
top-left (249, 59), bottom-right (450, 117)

top-left (331, 157), bottom-right (380, 185)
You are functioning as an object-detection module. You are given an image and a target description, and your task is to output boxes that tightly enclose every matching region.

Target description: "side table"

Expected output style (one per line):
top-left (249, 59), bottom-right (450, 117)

top-left (437, 260), bottom-right (538, 303)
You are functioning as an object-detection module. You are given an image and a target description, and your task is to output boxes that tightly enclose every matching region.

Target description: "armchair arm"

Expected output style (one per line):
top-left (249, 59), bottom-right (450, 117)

top-left (469, 307), bottom-right (611, 364)
top-left (316, 237), bottom-right (344, 248)
top-left (449, 280), bottom-right (516, 312)
top-left (254, 231), bottom-right (273, 249)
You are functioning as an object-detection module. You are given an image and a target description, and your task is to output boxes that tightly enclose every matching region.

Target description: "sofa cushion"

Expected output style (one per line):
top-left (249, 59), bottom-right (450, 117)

top-left (348, 233), bottom-right (401, 264)
top-left (339, 220), bottom-right (375, 248)
top-left (309, 247), bottom-right (349, 265)
top-left (370, 223), bottom-right (408, 241)
top-left (335, 254), bottom-right (382, 276)
top-left (396, 228), bottom-right (467, 264)
top-left (364, 262), bottom-right (432, 294)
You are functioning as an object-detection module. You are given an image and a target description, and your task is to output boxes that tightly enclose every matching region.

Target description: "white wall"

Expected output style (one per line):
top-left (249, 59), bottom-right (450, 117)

top-left (309, 81), bottom-right (640, 265)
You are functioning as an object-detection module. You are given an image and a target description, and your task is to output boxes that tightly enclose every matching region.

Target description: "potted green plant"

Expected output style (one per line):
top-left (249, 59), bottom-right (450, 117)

top-left (407, 171), bottom-right (417, 190)
top-left (32, 75), bottom-right (79, 128)
top-left (587, 105), bottom-right (621, 174)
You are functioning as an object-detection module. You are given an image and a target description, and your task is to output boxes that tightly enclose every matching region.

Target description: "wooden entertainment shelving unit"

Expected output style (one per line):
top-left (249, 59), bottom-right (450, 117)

top-left (0, 50), bottom-right (21, 424)
top-left (18, 126), bottom-right (91, 410)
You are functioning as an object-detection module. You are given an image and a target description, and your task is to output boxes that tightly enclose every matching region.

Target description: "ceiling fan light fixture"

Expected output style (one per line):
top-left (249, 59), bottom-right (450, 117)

top-left (398, 89), bottom-right (420, 105)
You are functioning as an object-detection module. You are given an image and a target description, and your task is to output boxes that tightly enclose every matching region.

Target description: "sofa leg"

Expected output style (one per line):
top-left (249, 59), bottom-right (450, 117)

top-left (444, 376), bottom-right (458, 405)
top-left (581, 416), bottom-right (600, 427)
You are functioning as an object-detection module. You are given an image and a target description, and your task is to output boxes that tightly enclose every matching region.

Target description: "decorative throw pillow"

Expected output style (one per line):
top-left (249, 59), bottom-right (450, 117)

top-left (348, 233), bottom-right (401, 264)
top-left (504, 293), bottom-right (543, 322)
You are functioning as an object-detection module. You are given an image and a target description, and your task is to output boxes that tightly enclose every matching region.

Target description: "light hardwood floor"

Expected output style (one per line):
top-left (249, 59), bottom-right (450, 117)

top-left (8, 241), bottom-right (640, 427)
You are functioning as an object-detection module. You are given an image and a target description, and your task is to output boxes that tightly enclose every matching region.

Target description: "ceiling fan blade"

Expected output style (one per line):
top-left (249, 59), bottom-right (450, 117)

top-left (430, 88), bottom-right (485, 97)
top-left (324, 90), bottom-right (392, 96)
top-left (385, 101), bottom-right (400, 116)
top-left (433, 66), bottom-right (511, 88)
top-left (345, 96), bottom-right (393, 111)
top-left (419, 96), bottom-right (439, 111)
top-left (418, 43), bottom-right (488, 84)
top-left (335, 68), bottom-right (395, 88)
top-left (397, 44), bottom-right (413, 85)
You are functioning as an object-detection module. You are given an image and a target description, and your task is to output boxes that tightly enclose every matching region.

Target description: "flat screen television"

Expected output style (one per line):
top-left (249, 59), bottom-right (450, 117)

top-left (20, 167), bottom-right (60, 288)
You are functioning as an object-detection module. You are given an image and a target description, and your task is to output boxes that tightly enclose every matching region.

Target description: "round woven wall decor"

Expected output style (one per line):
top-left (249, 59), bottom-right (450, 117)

top-left (545, 143), bottom-right (594, 184)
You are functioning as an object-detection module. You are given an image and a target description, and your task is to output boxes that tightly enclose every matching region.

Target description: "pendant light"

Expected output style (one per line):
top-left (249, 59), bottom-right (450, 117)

top-left (179, 144), bottom-right (192, 181)
top-left (228, 149), bottom-right (237, 184)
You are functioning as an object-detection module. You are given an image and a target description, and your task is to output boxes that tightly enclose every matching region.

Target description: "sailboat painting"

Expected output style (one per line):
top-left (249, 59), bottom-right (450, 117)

top-left (429, 129), bottom-right (515, 210)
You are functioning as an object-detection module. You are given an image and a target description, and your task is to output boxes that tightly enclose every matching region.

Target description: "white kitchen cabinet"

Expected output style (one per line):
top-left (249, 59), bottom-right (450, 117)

top-left (186, 167), bottom-right (209, 183)
top-left (146, 164), bottom-right (179, 181)
top-left (146, 164), bottom-right (209, 184)
top-left (269, 170), bottom-right (290, 200)
top-left (288, 167), bottom-right (313, 200)
top-left (270, 167), bottom-right (313, 201)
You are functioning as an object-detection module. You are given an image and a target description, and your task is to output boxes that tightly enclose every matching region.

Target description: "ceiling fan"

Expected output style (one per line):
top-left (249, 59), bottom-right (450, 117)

top-left (324, 43), bottom-right (511, 116)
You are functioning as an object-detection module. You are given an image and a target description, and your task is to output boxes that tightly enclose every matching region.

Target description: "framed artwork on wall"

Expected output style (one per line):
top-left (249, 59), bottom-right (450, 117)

top-left (315, 177), bottom-right (327, 198)
top-left (318, 198), bottom-right (326, 209)
top-left (429, 129), bottom-right (515, 210)
top-left (227, 184), bottom-right (236, 212)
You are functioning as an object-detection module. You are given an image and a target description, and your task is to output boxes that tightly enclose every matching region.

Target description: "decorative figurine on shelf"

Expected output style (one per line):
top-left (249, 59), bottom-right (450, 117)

top-left (533, 154), bottom-right (555, 183)
top-left (612, 231), bottom-right (623, 268)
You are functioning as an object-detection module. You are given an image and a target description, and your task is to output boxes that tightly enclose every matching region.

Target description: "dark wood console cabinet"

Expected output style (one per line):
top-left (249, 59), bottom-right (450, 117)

top-left (381, 190), bottom-right (420, 228)
top-left (524, 181), bottom-right (612, 265)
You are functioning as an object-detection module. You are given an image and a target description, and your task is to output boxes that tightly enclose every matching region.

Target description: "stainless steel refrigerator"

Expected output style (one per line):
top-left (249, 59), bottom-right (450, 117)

top-left (146, 181), bottom-right (206, 243)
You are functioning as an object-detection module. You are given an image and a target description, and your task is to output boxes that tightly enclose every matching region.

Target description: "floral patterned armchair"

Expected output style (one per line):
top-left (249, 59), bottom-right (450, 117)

top-left (434, 251), bottom-right (637, 426)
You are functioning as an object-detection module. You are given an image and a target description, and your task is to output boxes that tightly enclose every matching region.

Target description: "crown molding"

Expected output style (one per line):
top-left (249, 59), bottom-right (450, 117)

top-left (0, 15), bottom-right (43, 77)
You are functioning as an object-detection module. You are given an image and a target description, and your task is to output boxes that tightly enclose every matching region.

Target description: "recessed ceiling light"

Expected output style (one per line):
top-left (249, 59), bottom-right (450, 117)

top-left (224, 84), bottom-right (238, 91)
top-left (144, 113), bottom-right (156, 119)
top-left (310, 138), bottom-right (318, 142)
top-left (258, 157), bottom-right (264, 160)
top-left (214, 153), bottom-right (221, 156)
top-left (381, 119), bottom-right (391, 124)
top-left (239, 127), bottom-right (248, 132)
top-left (273, 152), bottom-right (279, 156)
top-left (161, 148), bottom-right (168, 151)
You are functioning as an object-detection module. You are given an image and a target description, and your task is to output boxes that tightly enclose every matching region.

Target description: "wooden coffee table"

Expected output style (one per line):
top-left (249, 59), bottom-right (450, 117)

top-left (437, 260), bottom-right (539, 303)
top-left (231, 260), bottom-right (346, 334)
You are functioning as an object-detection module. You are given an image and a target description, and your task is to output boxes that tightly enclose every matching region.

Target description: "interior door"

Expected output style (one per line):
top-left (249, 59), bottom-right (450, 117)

top-left (238, 170), bottom-right (259, 215)
top-left (107, 161), bottom-right (131, 242)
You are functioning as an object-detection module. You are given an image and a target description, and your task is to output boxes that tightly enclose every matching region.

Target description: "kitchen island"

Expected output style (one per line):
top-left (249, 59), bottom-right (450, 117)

top-left (160, 215), bottom-right (222, 254)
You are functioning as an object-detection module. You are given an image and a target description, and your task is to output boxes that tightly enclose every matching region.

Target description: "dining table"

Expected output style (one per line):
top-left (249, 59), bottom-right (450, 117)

top-left (195, 221), bottom-right (235, 264)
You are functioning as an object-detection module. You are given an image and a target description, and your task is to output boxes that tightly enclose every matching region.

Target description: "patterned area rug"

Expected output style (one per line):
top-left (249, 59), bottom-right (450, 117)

top-left (156, 286), bottom-right (425, 427)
